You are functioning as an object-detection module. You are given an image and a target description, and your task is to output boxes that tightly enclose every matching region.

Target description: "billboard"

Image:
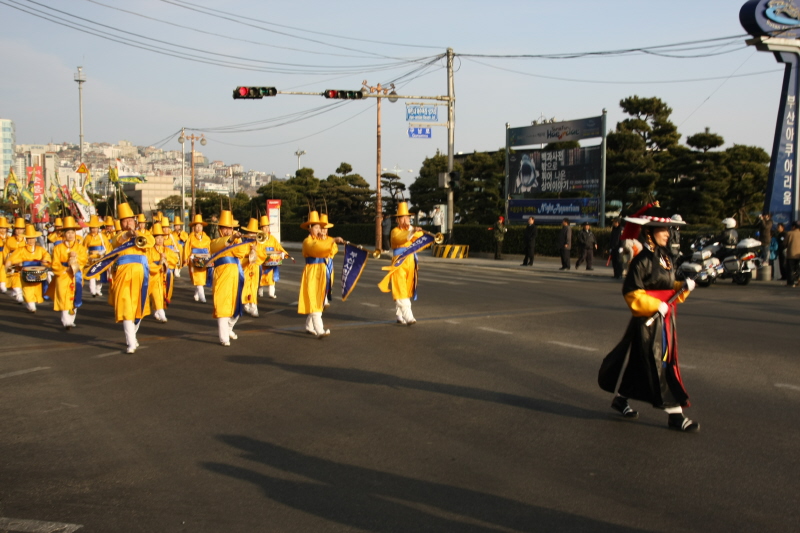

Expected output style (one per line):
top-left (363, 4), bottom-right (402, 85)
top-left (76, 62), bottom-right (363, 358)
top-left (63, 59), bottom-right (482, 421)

top-left (508, 116), bottom-right (603, 147)
top-left (508, 198), bottom-right (600, 224)
top-left (509, 146), bottom-right (601, 196)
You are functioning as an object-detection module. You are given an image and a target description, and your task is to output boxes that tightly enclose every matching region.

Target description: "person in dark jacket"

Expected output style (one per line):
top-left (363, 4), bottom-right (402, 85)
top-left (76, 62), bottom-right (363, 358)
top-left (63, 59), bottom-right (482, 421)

top-left (609, 218), bottom-right (623, 279)
top-left (521, 216), bottom-right (537, 266)
top-left (489, 215), bottom-right (507, 260)
top-left (757, 213), bottom-right (773, 262)
top-left (776, 223), bottom-right (787, 281)
top-left (558, 218), bottom-right (571, 270)
top-left (575, 222), bottom-right (597, 270)
top-left (598, 205), bottom-right (698, 432)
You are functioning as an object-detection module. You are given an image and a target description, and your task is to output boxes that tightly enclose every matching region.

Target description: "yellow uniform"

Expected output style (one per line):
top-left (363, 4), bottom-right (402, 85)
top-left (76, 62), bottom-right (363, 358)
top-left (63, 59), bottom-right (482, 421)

top-left (259, 235), bottom-right (288, 288)
top-left (242, 239), bottom-right (267, 311)
top-left (184, 232), bottom-right (211, 287)
top-left (298, 235), bottom-right (338, 315)
top-left (387, 227), bottom-right (425, 300)
top-left (147, 244), bottom-right (179, 316)
top-left (109, 232), bottom-right (153, 323)
top-left (0, 233), bottom-right (7, 289)
top-left (48, 240), bottom-right (88, 314)
top-left (7, 244), bottom-right (51, 306)
top-left (210, 235), bottom-right (251, 319)
top-left (4, 234), bottom-right (26, 291)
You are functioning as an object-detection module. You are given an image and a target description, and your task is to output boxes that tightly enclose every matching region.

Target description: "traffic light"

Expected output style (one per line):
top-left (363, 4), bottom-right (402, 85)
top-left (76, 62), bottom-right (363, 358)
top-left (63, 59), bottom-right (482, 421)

top-left (233, 86), bottom-right (277, 99)
top-left (323, 89), bottom-right (365, 100)
top-left (448, 171), bottom-right (460, 189)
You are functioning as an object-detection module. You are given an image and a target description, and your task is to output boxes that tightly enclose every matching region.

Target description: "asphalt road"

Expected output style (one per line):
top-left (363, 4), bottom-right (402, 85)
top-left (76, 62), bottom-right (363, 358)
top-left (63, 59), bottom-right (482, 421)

top-left (0, 255), bottom-right (798, 532)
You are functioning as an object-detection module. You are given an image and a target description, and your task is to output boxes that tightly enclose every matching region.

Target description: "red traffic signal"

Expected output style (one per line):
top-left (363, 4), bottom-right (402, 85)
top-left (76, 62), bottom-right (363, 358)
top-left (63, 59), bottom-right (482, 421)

top-left (323, 89), bottom-right (365, 100)
top-left (233, 86), bottom-right (277, 99)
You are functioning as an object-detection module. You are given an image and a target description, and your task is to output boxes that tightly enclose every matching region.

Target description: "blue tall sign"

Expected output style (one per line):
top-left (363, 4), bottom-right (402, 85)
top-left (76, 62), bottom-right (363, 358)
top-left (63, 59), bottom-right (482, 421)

top-left (741, 0), bottom-right (800, 224)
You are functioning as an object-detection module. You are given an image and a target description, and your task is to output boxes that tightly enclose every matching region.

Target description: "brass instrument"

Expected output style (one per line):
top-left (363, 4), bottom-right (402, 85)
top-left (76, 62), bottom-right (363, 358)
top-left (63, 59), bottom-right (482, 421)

top-left (345, 242), bottom-right (381, 259)
top-left (240, 231), bottom-right (267, 243)
top-left (424, 231), bottom-right (445, 244)
top-left (135, 235), bottom-right (149, 248)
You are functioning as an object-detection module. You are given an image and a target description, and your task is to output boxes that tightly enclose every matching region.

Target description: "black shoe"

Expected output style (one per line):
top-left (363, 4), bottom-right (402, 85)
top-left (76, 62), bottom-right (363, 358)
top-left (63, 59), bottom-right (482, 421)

top-left (587, 268), bottom-right (594, 271)
top-left (611, 396), bottom-right (639, 419)
top-left (520, 263), bottom-right (527, 266)
top-left (559, 267), bottom-right (567, 270)
top-left (668, 414), bottom-right (700, 432)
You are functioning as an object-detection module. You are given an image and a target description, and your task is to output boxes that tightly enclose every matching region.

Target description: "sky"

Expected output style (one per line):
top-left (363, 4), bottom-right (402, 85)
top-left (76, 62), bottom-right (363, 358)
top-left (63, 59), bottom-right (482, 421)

top-left (0, 0), bottom-right (787, 188)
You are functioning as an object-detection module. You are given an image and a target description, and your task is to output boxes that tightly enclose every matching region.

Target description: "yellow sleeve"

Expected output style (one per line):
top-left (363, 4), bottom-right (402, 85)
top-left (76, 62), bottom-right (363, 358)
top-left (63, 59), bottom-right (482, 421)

top-left (624, 289), bottom-right (663, 317)
top-left (674, 281), bottom-right (690, 304)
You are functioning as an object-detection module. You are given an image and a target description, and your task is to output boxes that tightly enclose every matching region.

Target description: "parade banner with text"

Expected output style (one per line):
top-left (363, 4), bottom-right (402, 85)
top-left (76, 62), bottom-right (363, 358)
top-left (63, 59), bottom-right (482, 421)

top-left (508, 116), bottom-right (603, 147)
top-left (341, 243), bottom-right (368, 301)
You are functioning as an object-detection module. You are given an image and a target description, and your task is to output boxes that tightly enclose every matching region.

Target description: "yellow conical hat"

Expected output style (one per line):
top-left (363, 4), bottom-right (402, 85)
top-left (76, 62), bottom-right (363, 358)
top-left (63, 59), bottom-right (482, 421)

top-left (0, 216), bottom-right (10, 229)
top-left (172, 217), bottom-right (182, 226)
top-left (241, 218), bottom-right (260, 233)
top-left (319, 213), bottom-right (334, 229)
top-left (23, 224), bottom-right (42, 239)
top-left (87, 215), bottom-right (103, 228)
top-left (191, 214), bottom-right (207, 227)
top-left (136, 213), bottom-right (147, 223)
top-left (259, 215), bottom-right (270, 228)
top-left (393, 202), bottom-right (411, 217)
top-left (104, 215), bottom-right (115, 227)
top-left (54, 217), bottom-right (63, 228)
top-left (300, 210), bottom-right (321, 230)
top-left (151, 223), bottom-right (166, 236)
top-left (14, 217), bottom-right (26, 229)
top-left (61, 216), bottom-right (81, 231)
top-left (218, 210), bottom-right (235, 228)
top-left (117, 203), bottom-right (135, 220)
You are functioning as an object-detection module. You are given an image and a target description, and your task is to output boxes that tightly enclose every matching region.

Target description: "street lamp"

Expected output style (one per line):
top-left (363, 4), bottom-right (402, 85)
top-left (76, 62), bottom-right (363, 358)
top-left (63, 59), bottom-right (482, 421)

top-left (294, 149), bottom-right (306, 170)
top-left (178, 129), bottom-right (186, 224)
top-left (362, 80), bottom-right (397, 250)
top-left (179, 133), bottom-right (206, 216)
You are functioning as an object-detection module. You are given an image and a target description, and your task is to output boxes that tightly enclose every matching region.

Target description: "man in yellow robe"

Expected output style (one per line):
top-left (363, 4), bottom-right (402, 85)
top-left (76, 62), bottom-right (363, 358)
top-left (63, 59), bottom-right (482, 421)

top-left (172, 217), bottom-right (188, 278)
top-left (210, 210), bottom-right (252, 346)
top-left (5, 218), bottom-right (28, 303)
top-left (183, 214), bottom-right (211, 302)
top-left (298, 211), bottom-right (344, 337)
top-left (379, 202), bottom-right (428, 325)
top-left (239, 218), bottom-right (268, 317)
top-left (147, 223), bottom-right (179, 323)
top-left (0, 216), bottom-right (11, 294)
top-left (257, 214), bottom-right (289, 300)
top-left (83, 215), bottom-right (108, 298)
top-left (5, 224), bottom-right (52, 313)
top-left (47, 216), bottom-right (88, 329)
top-left (47, 217), bottom-right (63, 252)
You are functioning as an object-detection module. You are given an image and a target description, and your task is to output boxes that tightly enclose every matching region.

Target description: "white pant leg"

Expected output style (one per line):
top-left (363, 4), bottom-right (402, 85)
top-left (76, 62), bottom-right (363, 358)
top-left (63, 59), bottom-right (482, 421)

top-left (395, 300), bottom-right (405, 323)
top-left (228, 316), bottom-right (239, 339)
top-left (70, 309), bottom-right (77, 326)
top-left (89, 278), bottom-right (98, 295)
top-left (25, 301), bottom-right (36, 312)
top-left (305, 314), bottom-right (315, 333)
top-left (311, 312), bottom-right (328, 336)
top-left (123, 320), bottom-right (136, 351)
top-left (218, 317), bottom-right (230, 344)
top-left (400, 298), bottom-right (415, 324)
top-left (267, 285), bottom-right (275, 298)
top-left (13, 287), bottom-right (23, 302)
top-left (198, 285), bottom-right (206, 302)
top-left (664, 406), bottom-right (683, 414)
top-left (0, 281), bottom-right (6, 292)
top-left (60, 310), bottom-right (71, 327)
top-left (174, 268), bottom-right (181, 278)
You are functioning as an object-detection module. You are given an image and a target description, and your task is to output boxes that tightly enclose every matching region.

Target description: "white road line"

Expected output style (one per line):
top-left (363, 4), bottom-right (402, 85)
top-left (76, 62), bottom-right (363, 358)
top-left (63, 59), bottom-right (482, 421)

top-left (361, 302), bottom-right (379, 307)
top-left (478, 327), bottom-right (512, 335)
top-left (0, 517), bottom-right (83, 532)
top-left (0, 367), bottom-right (50, 380)
top-left (445, 320), bottom-right (460, 324)
top-left (93, 351), bottom-right (121, 359)
top-left (775, 383), bottom-right (800, 392)
top-left (238, 320), bottom-right (253, 325)
top-left (264, 308), bottom-right (285, 315)
top-left (548, 341), bottom-right (598, 352)
top-left (289, 301), bottom-right (299, 306)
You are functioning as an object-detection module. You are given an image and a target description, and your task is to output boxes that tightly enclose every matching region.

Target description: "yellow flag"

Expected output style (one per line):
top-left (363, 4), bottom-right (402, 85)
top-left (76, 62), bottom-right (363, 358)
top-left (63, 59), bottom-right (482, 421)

top-left (71, 186), bottom-right (90, 206)
top-left (108, 166), bottom-right (119, 183)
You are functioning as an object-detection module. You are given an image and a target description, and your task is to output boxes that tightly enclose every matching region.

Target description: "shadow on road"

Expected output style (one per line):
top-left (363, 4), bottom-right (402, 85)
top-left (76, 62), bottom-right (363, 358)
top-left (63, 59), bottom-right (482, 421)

top-left (225, 356), bottom-right (604, 421)
top-left (203, 435), bottom-right (653, 533)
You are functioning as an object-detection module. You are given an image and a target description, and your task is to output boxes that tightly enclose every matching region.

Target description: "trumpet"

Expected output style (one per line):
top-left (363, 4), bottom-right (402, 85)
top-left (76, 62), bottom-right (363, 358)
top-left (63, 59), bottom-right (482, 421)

top-left (237, 231), bottom-right (267, 243)
top-left (135, 235), bottom-right (150, 248)
top-left (345, 242), bottom-right (381, 258)
top-left (423, 231), bottom-right (445, 244)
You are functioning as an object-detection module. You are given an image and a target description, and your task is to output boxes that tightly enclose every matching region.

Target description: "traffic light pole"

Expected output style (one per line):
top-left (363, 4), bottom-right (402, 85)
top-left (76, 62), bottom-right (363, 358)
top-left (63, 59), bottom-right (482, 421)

top-left (446, 48), bottom-right (455, 244)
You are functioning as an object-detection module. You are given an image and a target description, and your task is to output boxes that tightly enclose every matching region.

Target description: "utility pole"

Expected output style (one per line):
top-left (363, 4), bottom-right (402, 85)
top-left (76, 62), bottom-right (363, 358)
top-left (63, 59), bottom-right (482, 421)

top-left (294, 149), bottom-right (306, 170)
top-left (363, 82), bottom-right (398, 250)
top-left (74, 66), bottom-right (86, 176)
top-left (446, 48), bottom-right (456, 244)
top-left (178, 128), bottom-right (186, 224)
top-left (182, 134), bottom-right (206, 216)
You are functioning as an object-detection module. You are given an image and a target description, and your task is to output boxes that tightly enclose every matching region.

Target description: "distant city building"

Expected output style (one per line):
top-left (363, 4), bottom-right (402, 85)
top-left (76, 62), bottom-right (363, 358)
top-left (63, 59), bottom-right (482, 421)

top-left (1, 118), bottom-right (15, 189)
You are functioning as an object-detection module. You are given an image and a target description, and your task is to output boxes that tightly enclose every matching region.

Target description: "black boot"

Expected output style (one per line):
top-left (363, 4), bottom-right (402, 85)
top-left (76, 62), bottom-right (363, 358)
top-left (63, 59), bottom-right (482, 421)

top-left (611, 396), bottom-right (638, 419)
top-left (668, 413), bottom-right (700, 432)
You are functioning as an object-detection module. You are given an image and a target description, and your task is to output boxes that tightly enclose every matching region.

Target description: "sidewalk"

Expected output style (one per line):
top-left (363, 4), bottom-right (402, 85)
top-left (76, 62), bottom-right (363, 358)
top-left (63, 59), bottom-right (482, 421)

top-left (282, 241), bottom-right (790, 286)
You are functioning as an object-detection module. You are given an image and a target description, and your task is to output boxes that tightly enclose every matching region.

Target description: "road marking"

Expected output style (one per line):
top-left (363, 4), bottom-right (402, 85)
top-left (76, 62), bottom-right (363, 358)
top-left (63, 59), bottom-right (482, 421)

top-left (290, 301), bottom-right (299, 306)
top-left (478, 327), bottom-right (512, 335)
top-left (238, 319), bottom-right (253, 325)
top-left (0, 517), bottom-right (83, 532)
top-left (0, 367), bottom-right (50, 380)
top-left (775, 383), bottom-right (800, 392)
top-left (93, 351), bottom-right (121, 359)
top-left (445, 320), bottom-right (460, 324)
top-left (264, 308), bottom-right (285, 315)
top-left (548, 341), bottom-right (597, 352)
top-left (361, 302), bottom-right (379, 307)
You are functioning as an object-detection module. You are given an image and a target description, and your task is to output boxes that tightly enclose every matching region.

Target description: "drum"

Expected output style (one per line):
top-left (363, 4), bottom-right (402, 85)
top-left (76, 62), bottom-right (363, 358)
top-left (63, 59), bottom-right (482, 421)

top-left (264, 253), bottom-right (283, 267)
top-left (192, 254), bottom-right (211, 269)
top-left (22, 266), bottom-right (49, 283)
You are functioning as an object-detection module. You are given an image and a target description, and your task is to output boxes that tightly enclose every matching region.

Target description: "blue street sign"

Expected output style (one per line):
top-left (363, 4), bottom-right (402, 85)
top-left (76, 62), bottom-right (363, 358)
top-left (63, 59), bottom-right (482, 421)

top-left (406, 105), bottom-right (438, 122)
top-left (408, 127), bottom-right (432, 139)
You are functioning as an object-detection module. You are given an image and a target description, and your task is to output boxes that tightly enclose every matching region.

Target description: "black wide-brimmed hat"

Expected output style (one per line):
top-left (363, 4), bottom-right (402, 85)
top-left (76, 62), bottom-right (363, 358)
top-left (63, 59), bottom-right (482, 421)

top-left (624, 205), bottom-right (685, 227)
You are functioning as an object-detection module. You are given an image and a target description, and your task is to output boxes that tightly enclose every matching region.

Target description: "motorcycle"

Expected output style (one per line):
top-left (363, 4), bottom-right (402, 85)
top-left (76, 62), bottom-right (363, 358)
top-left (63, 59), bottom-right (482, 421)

top-left (679, 235), bottom-right (762, 286)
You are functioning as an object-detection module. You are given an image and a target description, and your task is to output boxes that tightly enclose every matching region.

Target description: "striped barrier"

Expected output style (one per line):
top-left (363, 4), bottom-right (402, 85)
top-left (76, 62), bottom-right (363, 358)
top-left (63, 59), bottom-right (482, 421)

top-left (432, 244), bottom-right (469, 259)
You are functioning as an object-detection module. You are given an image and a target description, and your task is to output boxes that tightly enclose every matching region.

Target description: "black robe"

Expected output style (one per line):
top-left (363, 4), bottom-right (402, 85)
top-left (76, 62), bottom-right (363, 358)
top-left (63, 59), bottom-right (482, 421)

top-left (598, 246), bottom-right (689, 408)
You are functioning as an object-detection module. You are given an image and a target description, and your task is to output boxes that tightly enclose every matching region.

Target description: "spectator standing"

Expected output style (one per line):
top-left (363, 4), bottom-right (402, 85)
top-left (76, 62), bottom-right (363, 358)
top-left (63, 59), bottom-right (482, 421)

top-left (490, 215), bottom-right (507, 260)
top-left (757, 213), bottom-right (773, 262)
top-left (558, 218), bottom-right (572, 270)
top-left (776, 223), bottom-right (787, 281)
top-left (381, 212), bottom-right (392, 252)
top-left (431, 206), bottom-right (444, 235)
top-left (575, 222), bottom-right (597, 270)
top-left (785, 221), bottom-right (800, 287)
top-left (521, 217), bottom-right (537, 266)
top-left (609, 218), bottom-right (623, 279)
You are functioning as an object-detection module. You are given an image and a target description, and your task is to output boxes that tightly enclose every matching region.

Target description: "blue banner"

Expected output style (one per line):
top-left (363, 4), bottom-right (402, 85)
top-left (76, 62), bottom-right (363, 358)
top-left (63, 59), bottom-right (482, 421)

top-left (392, 233), bottom-right (434, 265)
top-left (508, 198), bottom-right (600, 224)
top-left (341, 244), bottom-right (368, 301)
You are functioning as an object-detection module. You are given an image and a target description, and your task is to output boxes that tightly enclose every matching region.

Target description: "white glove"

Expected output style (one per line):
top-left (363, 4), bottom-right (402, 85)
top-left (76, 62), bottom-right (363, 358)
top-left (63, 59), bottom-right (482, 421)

top-left (684, 278), bottom-right (695, 292)
top-left (657, 301), bottom-right (669, 317)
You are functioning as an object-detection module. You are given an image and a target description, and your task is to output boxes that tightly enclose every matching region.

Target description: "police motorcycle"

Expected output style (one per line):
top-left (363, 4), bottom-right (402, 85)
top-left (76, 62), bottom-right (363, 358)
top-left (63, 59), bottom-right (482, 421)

top-left (679, 218), bottom-right (761, 286)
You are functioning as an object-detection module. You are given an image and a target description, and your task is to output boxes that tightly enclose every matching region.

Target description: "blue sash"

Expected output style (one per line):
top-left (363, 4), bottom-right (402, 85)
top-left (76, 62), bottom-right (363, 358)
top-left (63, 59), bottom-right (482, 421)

top-left (86, 240), bottom-right (137, 278)
top-left (88, 245), bottom-right (105, 253)
top-left (61, 261), bottom-right (84, 308)
top-left (214, 256), bottom-right (244, 319)
top-left (116, 254), bottom-right (150, 326)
